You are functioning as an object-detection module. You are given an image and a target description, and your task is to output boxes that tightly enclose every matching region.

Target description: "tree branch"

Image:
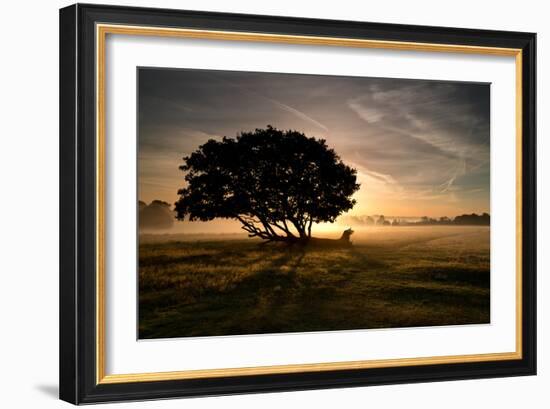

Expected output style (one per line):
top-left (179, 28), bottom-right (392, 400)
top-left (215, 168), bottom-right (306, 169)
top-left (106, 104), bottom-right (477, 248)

top-left (235, 214), bottom-right (283, 240)
top-left (270, 220), bottom-right (296, 238)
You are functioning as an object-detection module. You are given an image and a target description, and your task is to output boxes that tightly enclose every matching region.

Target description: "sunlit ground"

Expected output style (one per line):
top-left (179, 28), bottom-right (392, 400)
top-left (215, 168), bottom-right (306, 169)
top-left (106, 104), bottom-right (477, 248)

top-left (139, 226), bottom-right (490, 339)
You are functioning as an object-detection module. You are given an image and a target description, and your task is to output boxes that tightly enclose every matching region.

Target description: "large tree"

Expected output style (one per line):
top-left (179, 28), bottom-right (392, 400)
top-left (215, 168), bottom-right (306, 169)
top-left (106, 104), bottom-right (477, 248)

top-left (175, 126), bottom-right (360, 242)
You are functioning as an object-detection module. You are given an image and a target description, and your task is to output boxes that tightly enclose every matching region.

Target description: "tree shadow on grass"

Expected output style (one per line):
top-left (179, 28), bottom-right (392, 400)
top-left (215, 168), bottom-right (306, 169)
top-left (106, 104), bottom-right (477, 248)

top-left (236, 246), bottom-right (307, 291)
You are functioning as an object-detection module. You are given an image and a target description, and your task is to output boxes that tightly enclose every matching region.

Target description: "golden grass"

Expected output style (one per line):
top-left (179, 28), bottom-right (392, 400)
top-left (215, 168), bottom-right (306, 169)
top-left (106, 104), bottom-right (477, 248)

top-left (139, 226), bottom-right (490, 338)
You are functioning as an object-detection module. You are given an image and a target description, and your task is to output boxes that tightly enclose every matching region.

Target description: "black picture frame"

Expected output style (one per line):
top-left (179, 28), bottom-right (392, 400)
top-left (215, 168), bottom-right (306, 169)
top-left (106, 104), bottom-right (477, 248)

top-left (60, 3), bottom-right (536, 404)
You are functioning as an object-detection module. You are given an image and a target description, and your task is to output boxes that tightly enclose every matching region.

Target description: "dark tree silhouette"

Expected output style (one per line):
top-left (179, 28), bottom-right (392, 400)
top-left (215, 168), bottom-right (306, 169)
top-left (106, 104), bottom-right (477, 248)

top-left (175, 126), bottom-right (360, 243)
top-left (453, 212), bottom-right (490, 225)
top-left (140, 200), bottom-right (174, 230)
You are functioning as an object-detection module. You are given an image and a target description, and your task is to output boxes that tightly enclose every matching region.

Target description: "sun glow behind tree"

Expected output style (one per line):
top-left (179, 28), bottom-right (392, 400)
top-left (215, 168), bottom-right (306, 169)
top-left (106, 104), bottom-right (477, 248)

top-left (175, 126), bottom-right (360, 242)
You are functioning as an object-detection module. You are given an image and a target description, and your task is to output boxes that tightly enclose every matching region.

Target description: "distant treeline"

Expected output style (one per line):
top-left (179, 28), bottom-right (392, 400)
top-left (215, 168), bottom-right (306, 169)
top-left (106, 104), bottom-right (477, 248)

top-left (346, 213), bottom-right (490, 227)
top-left (139, 200), bottom-right (175, 230)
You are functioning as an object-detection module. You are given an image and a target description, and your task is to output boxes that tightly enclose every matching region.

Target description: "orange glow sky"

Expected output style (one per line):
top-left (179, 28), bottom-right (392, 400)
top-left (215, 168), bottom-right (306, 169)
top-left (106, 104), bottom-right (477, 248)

top-left (138, 68), bottom-right (490, 234)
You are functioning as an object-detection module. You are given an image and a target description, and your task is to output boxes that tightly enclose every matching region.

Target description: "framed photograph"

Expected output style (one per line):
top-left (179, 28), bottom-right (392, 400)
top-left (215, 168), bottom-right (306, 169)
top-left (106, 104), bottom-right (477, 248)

top-left (59, 3), bottom-right (536, 404)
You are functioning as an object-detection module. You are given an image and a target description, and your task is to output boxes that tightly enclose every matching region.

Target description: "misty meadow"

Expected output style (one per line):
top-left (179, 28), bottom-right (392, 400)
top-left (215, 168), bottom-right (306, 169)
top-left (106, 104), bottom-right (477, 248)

top-left (138, 68), bottom-right (490, 339)
top-left (139, 226), bottom-right (489, 338)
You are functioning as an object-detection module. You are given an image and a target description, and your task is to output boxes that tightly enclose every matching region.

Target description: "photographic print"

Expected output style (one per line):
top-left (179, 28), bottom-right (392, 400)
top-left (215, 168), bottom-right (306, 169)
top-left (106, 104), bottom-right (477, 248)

top-left (138, 68), bottom-right (490, 339)
top-left (60, 7), bottom-right (536, 402)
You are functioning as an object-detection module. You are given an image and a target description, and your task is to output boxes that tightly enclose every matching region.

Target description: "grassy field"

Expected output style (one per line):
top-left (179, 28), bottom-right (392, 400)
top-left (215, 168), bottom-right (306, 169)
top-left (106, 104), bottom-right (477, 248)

top-left (138, 226), bottom-right (490, 339)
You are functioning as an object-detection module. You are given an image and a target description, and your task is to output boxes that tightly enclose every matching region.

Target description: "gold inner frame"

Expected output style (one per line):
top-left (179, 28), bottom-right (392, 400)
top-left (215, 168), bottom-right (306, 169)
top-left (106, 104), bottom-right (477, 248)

top-left (95, 23), bottom-right (523, 385)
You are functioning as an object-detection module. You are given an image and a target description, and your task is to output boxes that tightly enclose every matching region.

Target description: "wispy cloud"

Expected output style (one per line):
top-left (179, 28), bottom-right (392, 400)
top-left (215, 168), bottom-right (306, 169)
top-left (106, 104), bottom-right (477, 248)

top-left (346, 81), bottom-right (489, 202)
top-left (262, 95), bottom-right (329, 131)
top-left (203, 72), bottom-right (329, 132)
top-left (439, 159), bottom-right (466, 193)
top-left (138, 68), bottom-right (490, 217)
top-left (348, 98), bottom-right (385, 123)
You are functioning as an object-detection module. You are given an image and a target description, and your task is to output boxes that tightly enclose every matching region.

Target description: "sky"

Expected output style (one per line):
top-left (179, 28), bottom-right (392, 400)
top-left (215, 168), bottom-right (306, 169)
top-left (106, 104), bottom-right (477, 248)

top-left (138, 68), bottom-right (490, 233)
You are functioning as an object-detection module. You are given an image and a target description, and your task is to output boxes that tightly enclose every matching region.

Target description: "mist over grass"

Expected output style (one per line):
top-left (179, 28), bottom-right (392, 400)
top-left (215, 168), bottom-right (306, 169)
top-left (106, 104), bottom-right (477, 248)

top-left (139, 226), bottom-right (489, 338)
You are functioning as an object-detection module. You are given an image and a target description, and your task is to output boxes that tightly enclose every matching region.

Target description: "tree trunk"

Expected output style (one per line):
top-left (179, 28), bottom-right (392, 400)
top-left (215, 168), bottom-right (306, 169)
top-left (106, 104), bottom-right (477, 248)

top-left (236, 215), bottom-right (315, 244)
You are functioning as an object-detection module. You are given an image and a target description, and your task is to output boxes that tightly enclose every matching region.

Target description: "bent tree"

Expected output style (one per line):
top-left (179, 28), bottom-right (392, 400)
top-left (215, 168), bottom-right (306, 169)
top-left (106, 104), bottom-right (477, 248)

top-left (175, 126), bottom-right (360, 243)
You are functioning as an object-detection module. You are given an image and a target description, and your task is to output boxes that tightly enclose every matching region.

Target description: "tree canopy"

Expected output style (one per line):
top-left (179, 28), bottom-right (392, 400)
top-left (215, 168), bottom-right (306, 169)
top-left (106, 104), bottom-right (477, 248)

top-left (175, 126), bottom-right (360, 242)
